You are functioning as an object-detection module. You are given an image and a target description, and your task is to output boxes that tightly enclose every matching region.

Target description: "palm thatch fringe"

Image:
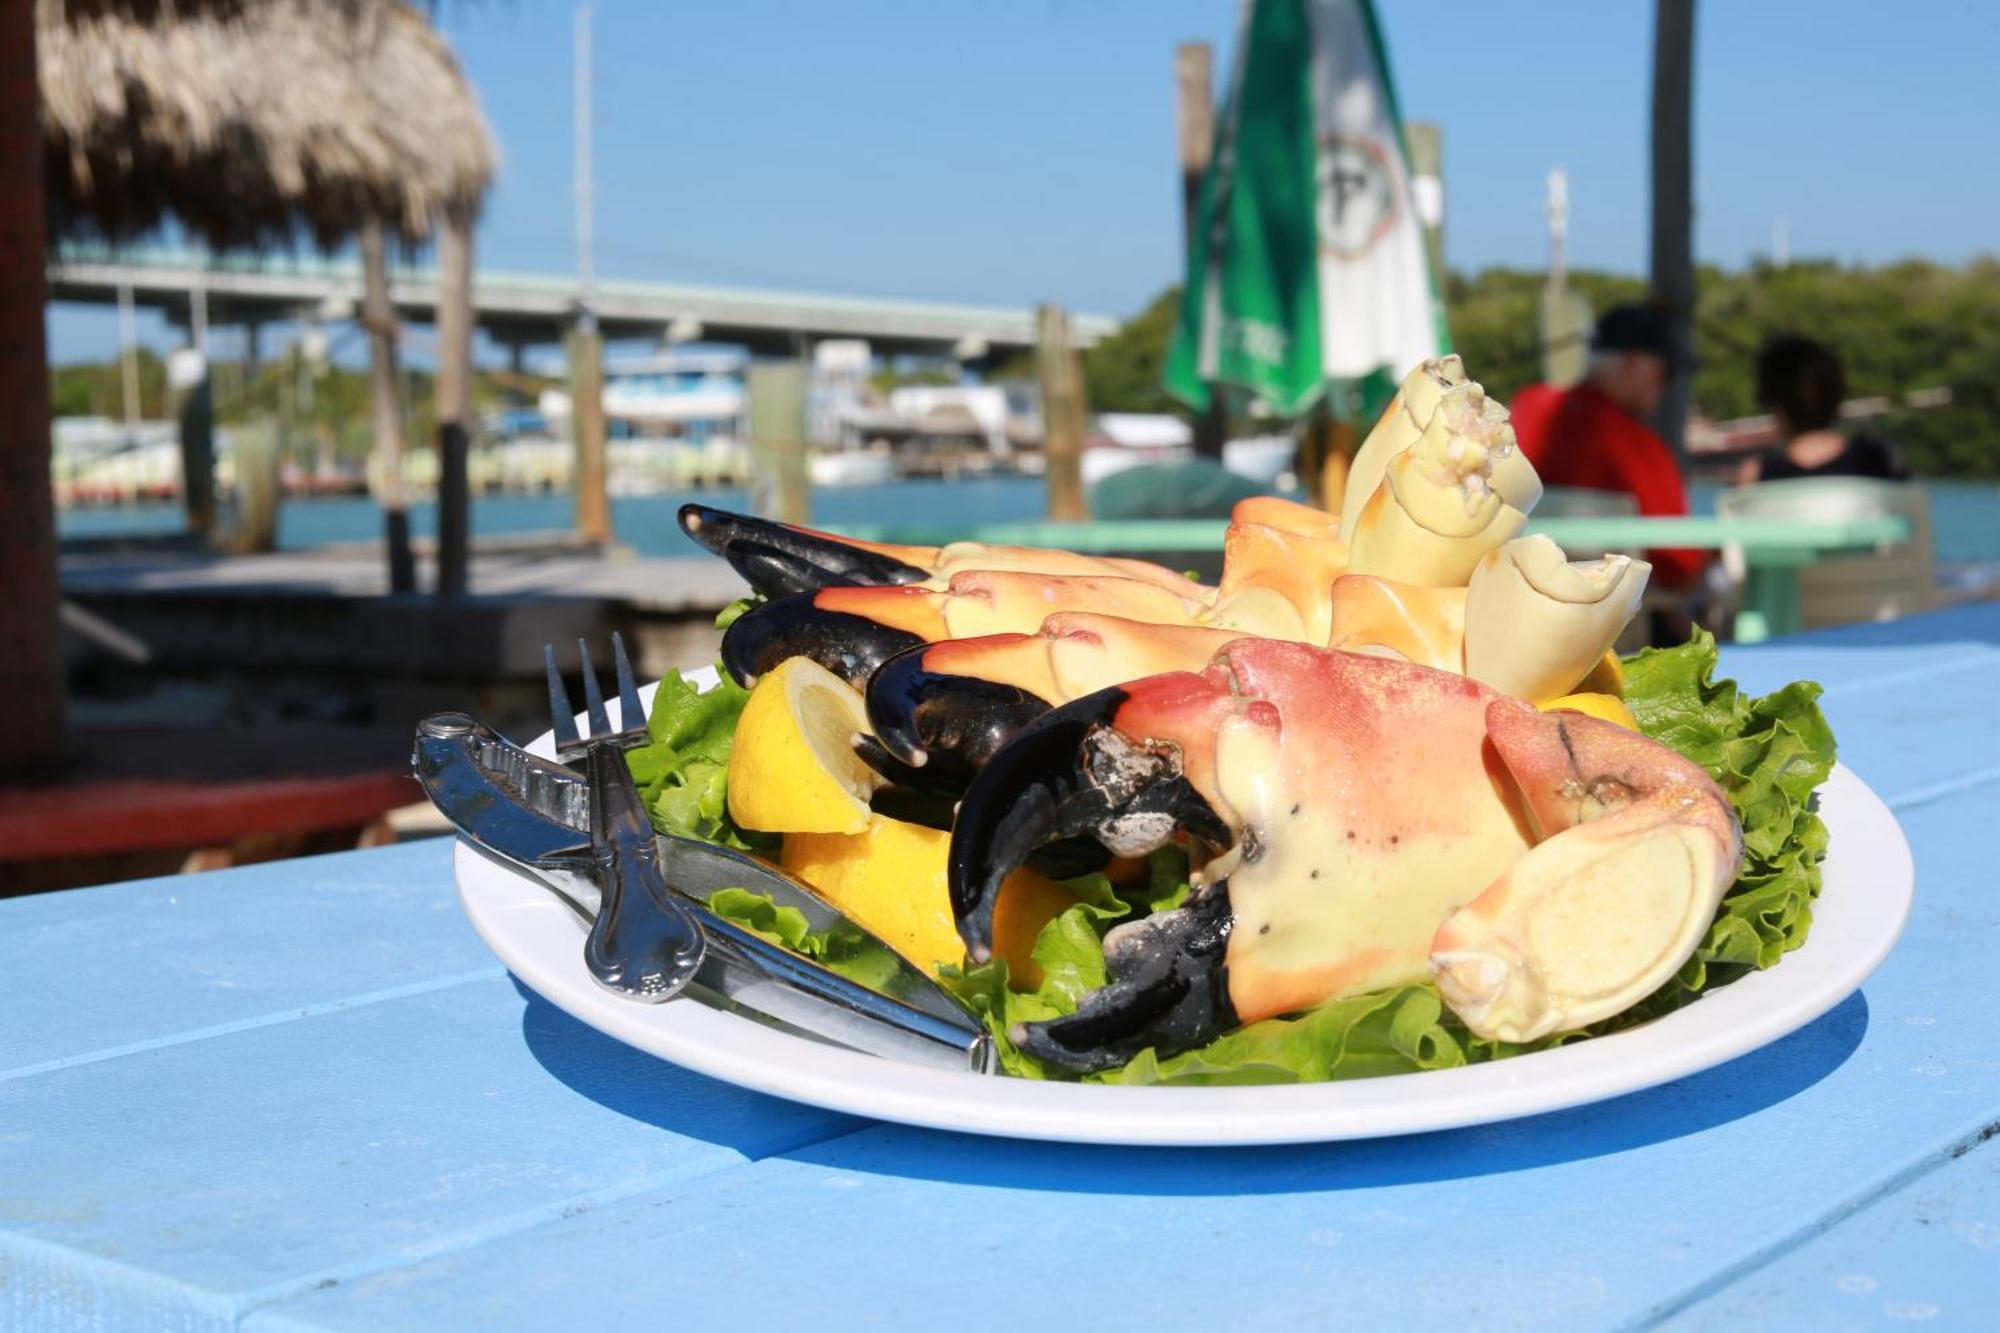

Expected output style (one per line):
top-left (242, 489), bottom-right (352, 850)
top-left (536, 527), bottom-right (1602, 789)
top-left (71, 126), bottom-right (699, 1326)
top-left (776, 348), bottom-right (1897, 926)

top-left (38, 0), bottom-right (496, 248)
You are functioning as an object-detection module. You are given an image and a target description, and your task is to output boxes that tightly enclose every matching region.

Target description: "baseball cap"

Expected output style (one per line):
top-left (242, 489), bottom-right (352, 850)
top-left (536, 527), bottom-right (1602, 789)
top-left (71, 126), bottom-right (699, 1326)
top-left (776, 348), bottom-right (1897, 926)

top-left (1591, 304), bottom-right (1691, 369)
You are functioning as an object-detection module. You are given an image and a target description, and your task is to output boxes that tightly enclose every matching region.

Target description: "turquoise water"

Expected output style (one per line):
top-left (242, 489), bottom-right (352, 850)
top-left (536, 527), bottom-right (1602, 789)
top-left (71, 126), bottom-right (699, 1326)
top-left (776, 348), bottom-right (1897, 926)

top-left (56, 477), bottom-right (2000, 565)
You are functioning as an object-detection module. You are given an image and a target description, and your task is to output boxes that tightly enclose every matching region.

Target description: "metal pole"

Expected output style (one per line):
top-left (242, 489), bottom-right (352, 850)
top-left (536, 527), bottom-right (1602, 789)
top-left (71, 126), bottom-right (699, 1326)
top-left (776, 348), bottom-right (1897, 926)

top-left (1649, 0), bottom-right (1697, 463)
top-left (574, 2), bottom-right (594, 313)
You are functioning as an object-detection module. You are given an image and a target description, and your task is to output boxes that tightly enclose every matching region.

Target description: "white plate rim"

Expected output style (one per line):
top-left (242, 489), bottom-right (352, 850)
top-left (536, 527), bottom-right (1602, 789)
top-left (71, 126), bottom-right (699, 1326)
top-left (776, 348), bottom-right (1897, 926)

top-left (456, 681), bottom-right (1913, 1146)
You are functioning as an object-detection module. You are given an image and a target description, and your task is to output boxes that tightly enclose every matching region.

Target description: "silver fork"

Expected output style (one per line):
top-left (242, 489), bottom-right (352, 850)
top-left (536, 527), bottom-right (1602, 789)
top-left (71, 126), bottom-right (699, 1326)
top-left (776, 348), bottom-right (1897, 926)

top-left (545, 633), bottom-right (707, 1001)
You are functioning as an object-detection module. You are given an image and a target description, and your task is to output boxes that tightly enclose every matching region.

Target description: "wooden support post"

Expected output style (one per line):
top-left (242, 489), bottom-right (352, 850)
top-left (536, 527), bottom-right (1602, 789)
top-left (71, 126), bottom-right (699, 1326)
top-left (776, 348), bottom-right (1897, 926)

top-left (176, 372), bottom-right (217, 539)
top-left (1036, 304), bottom-right (1088, 522)
top-left (436, 422), bottom-right (469, 597)
top-left (1175, 43), bottom-right (1214, 249)
top-left (1176, 42), bottom-right (1227, 463)
top-left (568, 321), bottom-right (610, 544)
top-left (360, 219), bottom-right (416, 594)
top-left (1404, 122), bottom-right (1446, 286)
top-left (230, 419), bottom-right (280, 554)
top-left (0, 0), bottom-right (64, 771)
top-left (1296, 411), bottom-right (1353, 519)
top-left (746, 361), bottom-right (810, 526)
top-left (1649, 0), bottom-right (1696, 464)
top-left (434, 214), bottom-right (474, 597)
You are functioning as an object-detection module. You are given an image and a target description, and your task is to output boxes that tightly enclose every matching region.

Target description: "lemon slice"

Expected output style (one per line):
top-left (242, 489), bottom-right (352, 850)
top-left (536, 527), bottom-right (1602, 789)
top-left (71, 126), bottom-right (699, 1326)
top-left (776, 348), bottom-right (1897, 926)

top-left (1573, 649), bottom-right (1626, 698)
top-left (783, 814), bottom-right (1076, 985)
top-left (1537, 690), bottom-right (1639, 731)
top-left (727, 656), bottom-right (881, 834)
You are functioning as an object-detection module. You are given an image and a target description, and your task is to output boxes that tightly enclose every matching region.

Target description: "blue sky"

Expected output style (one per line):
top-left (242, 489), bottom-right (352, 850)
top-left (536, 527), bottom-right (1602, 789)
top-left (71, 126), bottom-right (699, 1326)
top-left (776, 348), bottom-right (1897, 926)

top-left (49, 0), bottom-right (1998, 362)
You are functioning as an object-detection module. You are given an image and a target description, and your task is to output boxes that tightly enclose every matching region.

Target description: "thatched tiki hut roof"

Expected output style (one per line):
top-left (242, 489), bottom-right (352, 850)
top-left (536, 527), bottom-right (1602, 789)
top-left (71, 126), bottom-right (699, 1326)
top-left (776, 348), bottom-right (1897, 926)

top-left (2, 1), bottom-right (499, 774)
top-left (37, 0), bottom-right (496, 584)
top-left (37, 0), bottom-right (496, 247)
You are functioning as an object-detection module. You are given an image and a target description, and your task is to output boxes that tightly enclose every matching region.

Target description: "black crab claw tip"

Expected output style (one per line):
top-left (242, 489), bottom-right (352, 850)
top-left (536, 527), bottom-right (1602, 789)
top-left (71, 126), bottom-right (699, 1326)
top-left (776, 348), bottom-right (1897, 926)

top-left (947, 684), bottom-right (1230, 960)
top-left (719, 591), bottom-right (927, 691)
top-left (677, 504), bottom-right (931, 598)
top-left (1015, 884), bottom-right (1237, 1074)
top-left (864, 646), bottom-right (1057, 794)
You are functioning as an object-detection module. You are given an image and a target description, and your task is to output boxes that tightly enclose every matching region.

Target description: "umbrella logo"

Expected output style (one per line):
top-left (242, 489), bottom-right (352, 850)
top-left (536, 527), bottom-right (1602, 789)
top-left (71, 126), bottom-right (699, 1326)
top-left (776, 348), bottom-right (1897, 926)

top-left (1316, 137), bottom-right (1399, 260)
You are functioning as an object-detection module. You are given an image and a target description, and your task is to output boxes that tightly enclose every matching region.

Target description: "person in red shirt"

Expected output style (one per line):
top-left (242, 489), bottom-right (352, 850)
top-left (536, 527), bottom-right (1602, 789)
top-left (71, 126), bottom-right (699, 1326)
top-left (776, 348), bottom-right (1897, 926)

top-left (1511, 305), bottom-right (1705, 590)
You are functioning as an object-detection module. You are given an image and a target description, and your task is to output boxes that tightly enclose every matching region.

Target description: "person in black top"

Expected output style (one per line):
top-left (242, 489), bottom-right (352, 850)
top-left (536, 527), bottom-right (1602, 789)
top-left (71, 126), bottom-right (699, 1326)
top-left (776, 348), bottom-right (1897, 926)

top-left (1737, 335), bottom-right (1910, 483)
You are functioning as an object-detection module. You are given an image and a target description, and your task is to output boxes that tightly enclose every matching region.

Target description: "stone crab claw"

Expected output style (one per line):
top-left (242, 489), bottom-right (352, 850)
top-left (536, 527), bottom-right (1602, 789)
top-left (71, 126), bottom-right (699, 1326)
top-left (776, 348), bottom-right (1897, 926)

top-left (863, 615), bottom-right (1240, 793)
top-left (1430, 702), bottom-right (1741, 1042)
top-left (679, 503), bottom-right (1206, 600)
top-left (948, 639), bottom-right (1740, 1073)
top-left (679, 504), bottom-right (934, 597)
top-left (721, 570), bottom-right (1214, 690)
top-left (946, 679), bottom-right (1239, 1072)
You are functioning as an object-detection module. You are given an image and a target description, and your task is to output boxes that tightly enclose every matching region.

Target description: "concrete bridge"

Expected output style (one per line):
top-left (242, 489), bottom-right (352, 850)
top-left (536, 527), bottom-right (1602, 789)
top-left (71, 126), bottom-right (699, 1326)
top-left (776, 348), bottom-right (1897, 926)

top-left (47, 244), bottom-right (1117, 365)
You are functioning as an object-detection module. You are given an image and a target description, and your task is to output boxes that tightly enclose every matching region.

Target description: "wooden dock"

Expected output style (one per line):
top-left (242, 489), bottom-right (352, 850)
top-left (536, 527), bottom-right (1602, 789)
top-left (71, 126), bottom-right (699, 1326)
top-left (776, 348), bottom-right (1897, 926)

top-left (58, 539), bottom-right (750, 744)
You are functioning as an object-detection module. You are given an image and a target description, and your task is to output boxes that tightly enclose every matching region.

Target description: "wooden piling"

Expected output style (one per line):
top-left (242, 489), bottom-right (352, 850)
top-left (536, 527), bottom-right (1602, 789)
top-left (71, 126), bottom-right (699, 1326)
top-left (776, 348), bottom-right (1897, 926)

top-left (230, 419), bottom-right (280, 555)
top-left (360, 219), bottom-right (416, 593)
top-left (435, 213), bottom-right (475, 596)
top-left (175, 372), bottom-right (217, 539)
top-left (747, 361), bottom-right (810, 526)
top-left (1036, 304), bottom-right (1088, 522)
top-left (1176, 42), bottom-right (1227, 463)
top-left (1296, 411), bottom-right (1353, 519)
top-left (436, 422), bottom-right (470, 597)
top-left (568, 321), bottom-right (611, 544)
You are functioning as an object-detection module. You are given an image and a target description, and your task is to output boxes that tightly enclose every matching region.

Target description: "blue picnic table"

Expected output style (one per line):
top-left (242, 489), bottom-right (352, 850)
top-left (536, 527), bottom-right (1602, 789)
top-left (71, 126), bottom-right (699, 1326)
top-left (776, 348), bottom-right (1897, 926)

top-left (4, 604), bottom-right (1997, 1331)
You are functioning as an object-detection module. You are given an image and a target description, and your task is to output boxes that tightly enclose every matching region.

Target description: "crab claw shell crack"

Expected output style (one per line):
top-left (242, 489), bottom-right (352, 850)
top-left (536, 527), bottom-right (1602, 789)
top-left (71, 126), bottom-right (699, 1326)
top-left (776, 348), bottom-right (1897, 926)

top-left (1464, 535), bottom-right (1651, 701)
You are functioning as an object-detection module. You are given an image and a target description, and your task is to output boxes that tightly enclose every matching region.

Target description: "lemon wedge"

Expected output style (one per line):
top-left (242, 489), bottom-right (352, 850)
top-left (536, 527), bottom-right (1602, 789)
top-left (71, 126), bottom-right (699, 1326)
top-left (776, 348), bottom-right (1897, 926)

top-left (783, 815), bottom-right (1075, 986)
top-left (726, 656), bottom-right (881, 834)
top-left (1573, 649), bottom-right (1626, 698)
top-left (1537, 690), bottom-right (1639, 731)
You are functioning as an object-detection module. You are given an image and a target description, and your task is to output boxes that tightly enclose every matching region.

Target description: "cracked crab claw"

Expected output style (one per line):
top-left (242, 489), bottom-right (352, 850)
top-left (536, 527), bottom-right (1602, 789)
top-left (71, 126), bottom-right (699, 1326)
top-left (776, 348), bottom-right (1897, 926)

top-left (1345, 387), bottom-right (1533, 587)
top-left (1463, 535), bottom-right (1650, 702)
top-left (1431, 702), bottom-right (1740, 1043)
top-left (1339, 356), bottom-right (1468, 537)
top-left (678, 503), bottom-right (1204, 599)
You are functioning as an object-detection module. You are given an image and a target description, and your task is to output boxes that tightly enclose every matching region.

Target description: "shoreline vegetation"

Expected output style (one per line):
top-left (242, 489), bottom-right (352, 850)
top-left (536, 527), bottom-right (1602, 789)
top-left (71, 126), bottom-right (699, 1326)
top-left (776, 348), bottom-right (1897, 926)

top-left (1076, 257), bottom-right (2000, 478)
top-left (47, 256), bottom-right (2000, 478)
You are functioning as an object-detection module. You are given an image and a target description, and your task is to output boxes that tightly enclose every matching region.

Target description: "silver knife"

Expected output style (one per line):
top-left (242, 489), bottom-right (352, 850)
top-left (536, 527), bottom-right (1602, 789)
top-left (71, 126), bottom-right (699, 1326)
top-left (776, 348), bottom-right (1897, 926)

top-left (415, 713), bottom-right (996, 1075)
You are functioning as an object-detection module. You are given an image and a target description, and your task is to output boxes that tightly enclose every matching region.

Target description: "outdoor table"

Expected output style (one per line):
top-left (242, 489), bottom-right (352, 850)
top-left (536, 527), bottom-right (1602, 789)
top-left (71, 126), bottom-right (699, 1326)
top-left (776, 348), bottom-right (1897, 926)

top-left (3, 603), bottom-right (1992, 1331)
top-left (837, 514), bottom-right (1912, 645)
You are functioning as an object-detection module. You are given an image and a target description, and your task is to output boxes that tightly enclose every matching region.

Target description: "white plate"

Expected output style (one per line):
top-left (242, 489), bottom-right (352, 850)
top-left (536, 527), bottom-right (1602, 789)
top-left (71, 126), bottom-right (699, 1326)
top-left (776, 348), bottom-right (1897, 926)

top-left (456, 677), bottom-right (1914, 1146)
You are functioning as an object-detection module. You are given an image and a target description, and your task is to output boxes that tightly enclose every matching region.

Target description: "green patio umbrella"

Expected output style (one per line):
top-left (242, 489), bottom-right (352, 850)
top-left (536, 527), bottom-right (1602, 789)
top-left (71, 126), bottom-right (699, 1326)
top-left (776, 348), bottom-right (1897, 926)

top-left (1164, 0), bottom-right (1449, 424)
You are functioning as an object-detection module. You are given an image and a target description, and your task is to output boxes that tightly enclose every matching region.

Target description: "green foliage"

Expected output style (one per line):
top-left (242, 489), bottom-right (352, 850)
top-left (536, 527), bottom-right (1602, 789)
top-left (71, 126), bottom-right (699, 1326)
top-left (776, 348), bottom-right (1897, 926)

top-left (1084, 258), bottom-right (2000, 476)
top-left (50, 348), bottom-right (170, 420)
top-left (1451, 258), bottom-right (2000, 477)
top-left (1081, 286), bottom-right (1184, 415)
top-left (50, 345), bottom-right (537, 468)
top-left (870, 365), bottom-right (958, 394)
